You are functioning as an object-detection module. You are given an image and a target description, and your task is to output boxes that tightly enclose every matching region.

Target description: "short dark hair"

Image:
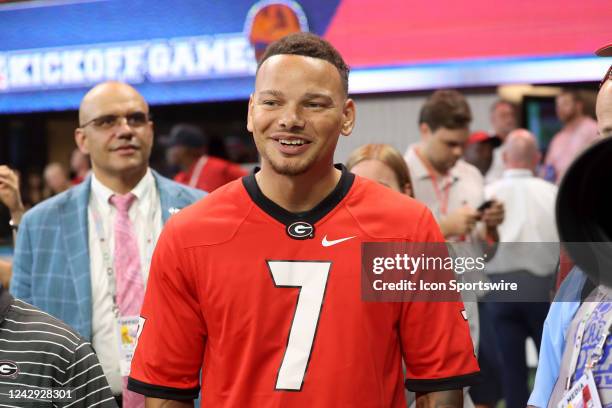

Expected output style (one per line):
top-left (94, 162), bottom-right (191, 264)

top-left (419, 90), bottom-right (472, 132)
top-left (257, 32), bottom-right (350, 95)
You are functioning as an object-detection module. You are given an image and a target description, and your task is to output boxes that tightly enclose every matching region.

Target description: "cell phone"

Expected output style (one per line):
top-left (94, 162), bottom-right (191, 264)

top-left (477, 200), bottom-right (494, 212)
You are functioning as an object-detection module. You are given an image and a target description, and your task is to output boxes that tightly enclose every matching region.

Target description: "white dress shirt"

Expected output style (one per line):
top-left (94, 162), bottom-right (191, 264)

top-left (484, 168), bottom-right (559, 276)
top-left (88, 169), bottom-right (163, 395)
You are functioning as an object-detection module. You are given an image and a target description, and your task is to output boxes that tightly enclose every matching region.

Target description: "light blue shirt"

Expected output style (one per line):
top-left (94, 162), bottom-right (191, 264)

top-left (528, 268), bottom-right (587, 407)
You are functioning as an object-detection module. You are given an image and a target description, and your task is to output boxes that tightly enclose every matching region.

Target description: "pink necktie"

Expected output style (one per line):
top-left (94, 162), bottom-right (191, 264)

top-left (110, 193), bottom-right (145, 408)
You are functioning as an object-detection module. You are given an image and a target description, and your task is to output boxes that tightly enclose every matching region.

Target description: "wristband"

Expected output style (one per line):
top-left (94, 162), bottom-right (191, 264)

top-left (8, 219), bottom-right (18, 232)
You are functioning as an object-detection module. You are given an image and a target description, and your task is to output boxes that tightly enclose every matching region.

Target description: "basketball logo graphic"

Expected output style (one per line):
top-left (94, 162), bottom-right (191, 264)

top-left (245, 0), bottom-right (309, 61)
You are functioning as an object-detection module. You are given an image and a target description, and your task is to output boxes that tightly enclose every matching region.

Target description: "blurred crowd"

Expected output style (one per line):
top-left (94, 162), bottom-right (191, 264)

top-left (0, 34), bottom-right (609, 408)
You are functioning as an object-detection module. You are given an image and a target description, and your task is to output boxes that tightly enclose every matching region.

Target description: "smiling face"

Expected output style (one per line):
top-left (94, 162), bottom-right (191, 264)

top-left (75, 82), bottom-right (153, 184)
top-left (247, 54), bottom-right (355, 177)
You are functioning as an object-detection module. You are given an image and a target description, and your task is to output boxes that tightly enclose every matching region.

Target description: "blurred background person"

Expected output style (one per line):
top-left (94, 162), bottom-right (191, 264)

top-left (484, 129), bottom-right (559, 408)
top-left (164, 123), bottom-right (248, 192)
top-left (24, 169), bottom-right (44, 208)
top-left (404, 89), bottom-right (505, 408)
top-left (528, 56), bottom-right (612, 408)
top-left (224, 135), bottom-right (260, 164)
top-left (0, 165), bottom-right (25, 287)
top-left (0, 165), bottom-right (25, 242)
top-left (43, 162), bottom-right (71, 196)
top-left (539, 134), bottom-right (612, 408)
top-left (0, 283), bottom-right (118, 407)
top-left (404, 89), bottom-right (504, 242)
top-left (70, 147), bottom-right (91, 185)
top-left (485, 100), bottom-right (518, 184)
top-left (463, 131), bottom-right (501, 177)
top-left (542, 89), bottom-right (599, 184)
top-left (346, 143), bottom-right (412, 196)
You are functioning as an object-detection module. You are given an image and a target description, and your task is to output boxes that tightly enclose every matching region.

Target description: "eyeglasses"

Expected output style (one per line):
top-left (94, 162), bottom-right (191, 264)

top-left (599, 65), bottom-right (612, 90)
top-left (79, 112), bottom-right (151, 130)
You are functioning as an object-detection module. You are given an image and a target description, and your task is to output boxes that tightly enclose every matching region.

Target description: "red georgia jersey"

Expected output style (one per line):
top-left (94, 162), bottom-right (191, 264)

top-left (128, 166), bottom-right (479, 407)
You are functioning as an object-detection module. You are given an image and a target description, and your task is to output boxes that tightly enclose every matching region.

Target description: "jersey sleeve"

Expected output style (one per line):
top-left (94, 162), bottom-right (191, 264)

top-left (401, 208), bottom-right (480, 392)
top-left (128, 218), bottom-right (207, 400)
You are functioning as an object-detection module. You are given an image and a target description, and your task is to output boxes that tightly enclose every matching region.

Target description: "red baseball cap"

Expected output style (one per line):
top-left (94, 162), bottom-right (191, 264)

top-left (596, 43), bottom-right (612, 57)
top-left (468, 131), bottom-right (501, 147)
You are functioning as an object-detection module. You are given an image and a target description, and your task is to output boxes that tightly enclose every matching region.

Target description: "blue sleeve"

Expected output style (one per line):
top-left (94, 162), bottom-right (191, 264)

top-left (528, 268), bottom-right (586, 407)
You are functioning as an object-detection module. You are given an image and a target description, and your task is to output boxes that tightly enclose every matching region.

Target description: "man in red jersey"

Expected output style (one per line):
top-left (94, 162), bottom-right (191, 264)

top-left (128, 32), bottom-right (479, 408)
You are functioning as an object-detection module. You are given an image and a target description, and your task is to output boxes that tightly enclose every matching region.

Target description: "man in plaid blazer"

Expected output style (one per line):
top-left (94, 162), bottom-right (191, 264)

top-left (10, 171), bottom-right (203, 338)
top-left (10, 81), bottom-right (206, 403)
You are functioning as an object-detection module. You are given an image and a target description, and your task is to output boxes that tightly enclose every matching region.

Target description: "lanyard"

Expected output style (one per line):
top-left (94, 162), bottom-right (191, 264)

top-left (414, 147), bottom-right (452, 216)
top-left (188, 155), bottom-right (208, 188)
top-left (90, 195), bottom-right (158, 318)
top-left (565, 289), bottom-right (612, 390)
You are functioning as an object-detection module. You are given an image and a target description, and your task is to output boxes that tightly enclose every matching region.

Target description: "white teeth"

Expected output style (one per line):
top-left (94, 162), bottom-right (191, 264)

top-left (279, 139), bottom-right (306, 146)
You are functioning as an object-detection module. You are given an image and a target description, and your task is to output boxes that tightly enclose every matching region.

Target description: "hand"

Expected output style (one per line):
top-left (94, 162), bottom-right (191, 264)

top-left (439, 206), bottom-right (479, 237)
top-left (0, 258), bottom-right (11, 289)
top-left (0, 165), bottom-right (25, 224)
top-left (480, 199), bottom-right (504, 229)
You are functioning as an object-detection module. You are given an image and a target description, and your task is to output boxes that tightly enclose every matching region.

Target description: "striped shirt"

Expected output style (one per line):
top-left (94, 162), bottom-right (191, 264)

top-left (0, 288), bottom-right (117, 407)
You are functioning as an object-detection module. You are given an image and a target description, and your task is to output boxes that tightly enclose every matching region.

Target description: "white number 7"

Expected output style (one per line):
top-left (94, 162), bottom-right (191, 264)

top-left (268, 261), bottom-right (331, 391)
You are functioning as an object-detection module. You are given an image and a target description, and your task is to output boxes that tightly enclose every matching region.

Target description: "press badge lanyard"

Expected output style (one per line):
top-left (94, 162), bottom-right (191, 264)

top-left (414, 147), bottom-right (452, 216)
top-left (90, 196), bottom-right (157, 318)
top-left (188, 155), bottom-right (208, 188)
top-left (564, 290), bottom-right (612, 390)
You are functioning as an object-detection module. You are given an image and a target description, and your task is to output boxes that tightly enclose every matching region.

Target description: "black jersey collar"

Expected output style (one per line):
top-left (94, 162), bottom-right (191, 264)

top-left (243, 164), bottom-right (354, 228)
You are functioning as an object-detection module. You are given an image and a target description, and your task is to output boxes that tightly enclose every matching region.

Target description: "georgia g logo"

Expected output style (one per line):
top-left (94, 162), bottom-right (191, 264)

top-left (0, 361), bottom-right (19, 378)
top-left (286, 221), bottom-right (315, 240)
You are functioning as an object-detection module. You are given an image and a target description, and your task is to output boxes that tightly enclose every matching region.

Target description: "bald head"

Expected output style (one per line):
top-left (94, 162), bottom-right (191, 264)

top-left (596, 77), bottom-right (612, 139)
top-left (503, 129), bottom-right (541, 172)
top-left (79, 81), bottom-right (148, 126)
top-left (74, 81), bottom-right (154, 194)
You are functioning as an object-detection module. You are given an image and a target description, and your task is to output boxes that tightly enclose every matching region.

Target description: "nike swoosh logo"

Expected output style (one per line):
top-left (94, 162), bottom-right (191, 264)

top-left (322, 235), bottom-right (356, 247)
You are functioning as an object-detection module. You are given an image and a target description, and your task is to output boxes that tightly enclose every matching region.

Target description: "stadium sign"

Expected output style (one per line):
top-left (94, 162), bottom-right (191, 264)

top-left (0, 0), bottom-right (309, 102)
top-left (0, 34), bottom-right (257, 92)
